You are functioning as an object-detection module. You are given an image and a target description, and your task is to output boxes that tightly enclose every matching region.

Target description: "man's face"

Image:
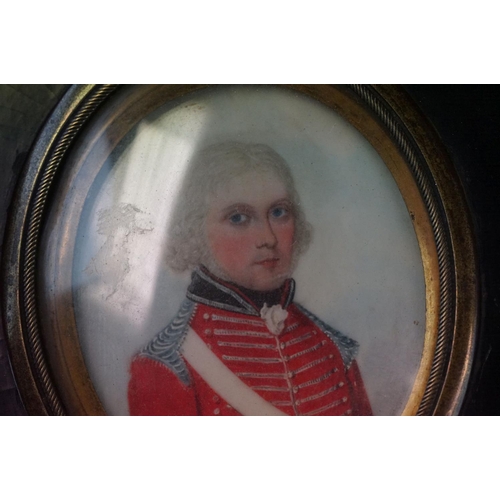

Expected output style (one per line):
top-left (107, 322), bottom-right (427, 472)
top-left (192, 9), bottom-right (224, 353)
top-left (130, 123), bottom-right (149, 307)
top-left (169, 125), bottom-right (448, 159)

top-left (206, 169), bottom-right (295, 291)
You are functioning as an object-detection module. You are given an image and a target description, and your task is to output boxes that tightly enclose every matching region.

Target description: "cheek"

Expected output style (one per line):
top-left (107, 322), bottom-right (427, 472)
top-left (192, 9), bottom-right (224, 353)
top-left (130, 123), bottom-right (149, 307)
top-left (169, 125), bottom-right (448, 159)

top-left (208, 229), bottom-right (254, 269)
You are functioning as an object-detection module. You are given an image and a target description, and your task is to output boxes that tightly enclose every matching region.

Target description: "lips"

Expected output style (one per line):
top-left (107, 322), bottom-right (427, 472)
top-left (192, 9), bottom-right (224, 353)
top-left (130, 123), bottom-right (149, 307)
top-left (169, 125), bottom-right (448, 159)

top-left (255, 257), bottom-right (279, 268)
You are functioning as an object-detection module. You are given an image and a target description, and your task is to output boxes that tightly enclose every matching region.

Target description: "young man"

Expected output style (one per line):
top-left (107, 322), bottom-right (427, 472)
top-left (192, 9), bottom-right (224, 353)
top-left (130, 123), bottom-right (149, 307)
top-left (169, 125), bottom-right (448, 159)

top-left (128, 142), bottom-right (372, 416)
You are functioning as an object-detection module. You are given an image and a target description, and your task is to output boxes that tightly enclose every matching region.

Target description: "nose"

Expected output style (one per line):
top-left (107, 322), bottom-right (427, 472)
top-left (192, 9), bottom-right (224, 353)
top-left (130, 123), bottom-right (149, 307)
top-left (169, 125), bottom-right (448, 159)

top-left (256, 219), bottom-right (278, 249)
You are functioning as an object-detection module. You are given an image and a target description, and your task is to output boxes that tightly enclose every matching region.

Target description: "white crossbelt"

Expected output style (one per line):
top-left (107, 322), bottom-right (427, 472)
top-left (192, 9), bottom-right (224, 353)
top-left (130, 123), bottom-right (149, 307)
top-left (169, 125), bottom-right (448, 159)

top-left (181, 328), bottom-right (287, 416)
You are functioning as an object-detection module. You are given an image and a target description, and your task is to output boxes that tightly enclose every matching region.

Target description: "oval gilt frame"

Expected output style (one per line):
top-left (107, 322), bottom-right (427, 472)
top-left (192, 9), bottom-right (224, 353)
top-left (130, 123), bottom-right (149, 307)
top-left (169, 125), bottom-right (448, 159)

top-left (2, 84), bottom-right (478, 415)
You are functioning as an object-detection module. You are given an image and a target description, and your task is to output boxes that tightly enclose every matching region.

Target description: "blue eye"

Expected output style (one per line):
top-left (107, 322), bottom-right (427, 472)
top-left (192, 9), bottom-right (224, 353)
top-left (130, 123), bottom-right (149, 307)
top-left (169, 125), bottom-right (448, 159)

top-left (229, 213), bottom-right (249, 225)
top-left (270, 207), bottom-right (288, 219)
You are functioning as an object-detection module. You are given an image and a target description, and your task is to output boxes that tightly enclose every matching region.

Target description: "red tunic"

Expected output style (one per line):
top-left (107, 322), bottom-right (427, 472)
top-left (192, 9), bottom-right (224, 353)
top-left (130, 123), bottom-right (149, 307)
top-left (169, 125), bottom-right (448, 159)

top-left (129, 301), bottom-right (372, 416)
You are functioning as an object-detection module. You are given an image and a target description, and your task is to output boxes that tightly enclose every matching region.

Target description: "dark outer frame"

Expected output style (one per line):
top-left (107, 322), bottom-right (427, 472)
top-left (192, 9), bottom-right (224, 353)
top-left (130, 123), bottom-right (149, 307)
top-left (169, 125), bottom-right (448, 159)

top-left (0, 85), bottom-right (70, 414)
top-left (0, 84), bottom-right (498, 415)
top-left (404, 85), bottom-right (500, 416)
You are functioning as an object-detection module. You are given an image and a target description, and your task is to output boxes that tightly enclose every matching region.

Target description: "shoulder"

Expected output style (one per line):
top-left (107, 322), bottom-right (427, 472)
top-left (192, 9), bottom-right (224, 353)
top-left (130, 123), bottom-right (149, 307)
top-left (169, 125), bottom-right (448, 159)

top-left (129, 344), bottom-right (199, 416)
top-left (135, 298), bottom-right (197, 385)
top-left (292, 303), bottom-right (359, 369)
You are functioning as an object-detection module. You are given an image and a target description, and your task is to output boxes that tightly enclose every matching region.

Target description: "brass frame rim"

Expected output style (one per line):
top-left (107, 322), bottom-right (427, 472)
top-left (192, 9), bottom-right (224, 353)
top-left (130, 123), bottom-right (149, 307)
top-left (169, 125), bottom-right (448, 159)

top-left (351, 84), bottom-right (456, 415)
top-left (1, 84), bottom-right (477, 415)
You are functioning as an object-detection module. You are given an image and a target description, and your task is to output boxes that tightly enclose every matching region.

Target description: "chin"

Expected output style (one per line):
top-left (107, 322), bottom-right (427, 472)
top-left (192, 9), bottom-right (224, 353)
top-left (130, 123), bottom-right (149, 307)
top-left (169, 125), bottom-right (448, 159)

top-left (204, 258), bottom-right (293, 291)
top-left (248, 272), bottom-right (290, 292)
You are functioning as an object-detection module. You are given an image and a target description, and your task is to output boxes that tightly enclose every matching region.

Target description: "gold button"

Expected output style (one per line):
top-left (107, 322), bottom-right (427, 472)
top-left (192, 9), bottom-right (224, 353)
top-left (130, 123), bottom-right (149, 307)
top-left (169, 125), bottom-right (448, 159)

top-left (203, 313), bottom-right (210, 320)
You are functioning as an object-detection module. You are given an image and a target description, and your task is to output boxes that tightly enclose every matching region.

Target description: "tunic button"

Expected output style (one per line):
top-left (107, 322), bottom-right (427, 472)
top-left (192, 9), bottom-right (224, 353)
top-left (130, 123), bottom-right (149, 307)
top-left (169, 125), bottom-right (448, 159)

top-left (329, 354), bottom-right (334, 359)
top-left (205, 328), bottom-right (212, 336)
top-left (214, 408), bottom-right (220, 415)
top-left (339, 382), bottom-right (344, 388)
top-left (283, 355), bottom-right (290, 362)
top-left (203, 313), bottom-right (210, 320)
top-left (287, 371), bottom-right (294, 379)
top-left (213, 395), bottom-right (220, 403)
top-left (292, 386), bottom-right (299, 394)
top-left (342, 397), bottom-right (348, 403)
top-left (280, 342), bottom-right (285, 349)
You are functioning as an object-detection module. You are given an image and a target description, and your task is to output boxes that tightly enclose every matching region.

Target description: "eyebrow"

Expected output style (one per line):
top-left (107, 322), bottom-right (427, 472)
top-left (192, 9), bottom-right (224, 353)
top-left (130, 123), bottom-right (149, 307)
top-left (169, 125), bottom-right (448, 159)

top-left (270, 198), bottom-right (292, 208)
top-left (220, 198), bottom-right (292, 215)
top-left (220, 204), bottom-right (255, 217)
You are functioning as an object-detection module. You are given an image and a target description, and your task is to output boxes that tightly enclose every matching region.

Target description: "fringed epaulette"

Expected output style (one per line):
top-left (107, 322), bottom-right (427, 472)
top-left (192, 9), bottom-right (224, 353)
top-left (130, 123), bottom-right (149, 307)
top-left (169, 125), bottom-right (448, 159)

top-left (138, 299), bottom-right (196, 386)
top-left (294, 303), bottom-right (359, 369)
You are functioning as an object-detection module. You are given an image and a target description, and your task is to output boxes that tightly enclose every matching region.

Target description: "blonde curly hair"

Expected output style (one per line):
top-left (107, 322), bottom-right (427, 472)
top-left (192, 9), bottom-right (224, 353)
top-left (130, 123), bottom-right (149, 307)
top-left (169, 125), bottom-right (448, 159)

top-left (166, 142), bottom-right (312, 275)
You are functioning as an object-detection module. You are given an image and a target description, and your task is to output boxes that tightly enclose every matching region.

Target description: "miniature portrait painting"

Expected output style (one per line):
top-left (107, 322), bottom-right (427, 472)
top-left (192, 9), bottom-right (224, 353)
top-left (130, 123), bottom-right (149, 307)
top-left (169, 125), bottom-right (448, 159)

top-left (73, 86), bottom-right (426, 416)
top-left (128, 142), bottom-right (373, 416)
